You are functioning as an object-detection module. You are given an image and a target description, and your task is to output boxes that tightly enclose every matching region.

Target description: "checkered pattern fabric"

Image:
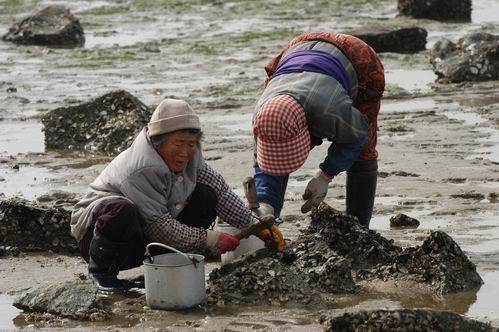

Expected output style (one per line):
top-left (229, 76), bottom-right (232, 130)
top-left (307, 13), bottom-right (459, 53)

top-left (253, 94), bottom-right (310, 176)
top-left (144, 163), bottom-right (252, 253)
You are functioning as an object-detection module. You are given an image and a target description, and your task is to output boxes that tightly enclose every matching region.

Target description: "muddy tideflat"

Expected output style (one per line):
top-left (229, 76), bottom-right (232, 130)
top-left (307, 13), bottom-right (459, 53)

top-left (0, 0), bottom-right (498, 330)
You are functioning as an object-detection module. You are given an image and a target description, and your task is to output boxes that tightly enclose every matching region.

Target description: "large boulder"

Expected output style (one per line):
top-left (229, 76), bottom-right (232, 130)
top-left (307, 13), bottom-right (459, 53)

top-left (0, 197), bottom-right (77, 253)
top-left (398, 0), bottom-right (471, 21)
top-left (42, 90), bottom-right (151, 156)
top-left (2, 6), bottom-right (85, 47)
top-left (430, 33), bottom-right (499, 83)
top-left (352, 27), bottom-right (427, 53)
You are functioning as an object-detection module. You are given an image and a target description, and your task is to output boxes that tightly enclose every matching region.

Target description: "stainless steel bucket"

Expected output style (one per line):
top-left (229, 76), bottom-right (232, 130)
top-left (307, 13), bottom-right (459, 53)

top-left (143, 243), bottom-right (205, 310)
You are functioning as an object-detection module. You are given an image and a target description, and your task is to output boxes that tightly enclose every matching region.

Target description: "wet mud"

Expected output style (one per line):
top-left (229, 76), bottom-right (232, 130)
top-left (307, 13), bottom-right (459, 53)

top-left (10, 203), bottom-right (485, 331)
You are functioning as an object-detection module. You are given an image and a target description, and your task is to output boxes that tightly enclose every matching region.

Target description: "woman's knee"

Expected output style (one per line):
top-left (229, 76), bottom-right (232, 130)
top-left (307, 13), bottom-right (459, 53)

top-left (93, 197), bottom-right (143, 241)
top-left (177, 183), bottom-right (217, 228)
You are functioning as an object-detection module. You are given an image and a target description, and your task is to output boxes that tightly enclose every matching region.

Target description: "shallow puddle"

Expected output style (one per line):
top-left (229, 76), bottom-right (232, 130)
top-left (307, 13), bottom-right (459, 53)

top-left (456, 212), bottom-right (499, 254)
top-left (85, 28), bottom-right (164, 48)
top-left (469, 129), bottom-right (499, 163)
top-left (472, 1), bottom-right (499, 23)
top-left (442, 110), bottom-right (499, 162)
top-left (443, 110), bottom-right (488, 126)
top-left (466, 270), bottom-right (499, 325)
top-left (0, 121), bottom-right (45, 155)
top-left (0, 166), bottom-right (57, 200)
top-left (458, 95), bottom-right (499, 108)
top-left (200, 112), bottom-right (253, 132)
top-left (384, 69), bottom-right (437, 93)
top-left (381, 98), bottom-right (441, 113)
top-left (370, 210), bottom-right (450, 231)
top-left (0, 294), bottom-right (21, 330)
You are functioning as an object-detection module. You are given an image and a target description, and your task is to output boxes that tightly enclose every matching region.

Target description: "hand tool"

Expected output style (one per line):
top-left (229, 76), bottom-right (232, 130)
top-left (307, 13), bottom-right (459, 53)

top-left (233, 215), bottom-right (275, 240)
top-left (243, 176), bottom-right (259, 210)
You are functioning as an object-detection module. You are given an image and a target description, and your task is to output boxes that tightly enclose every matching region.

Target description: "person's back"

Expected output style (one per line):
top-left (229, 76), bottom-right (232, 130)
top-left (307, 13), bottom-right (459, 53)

top-left (252, 32), bottom-right (384, 228)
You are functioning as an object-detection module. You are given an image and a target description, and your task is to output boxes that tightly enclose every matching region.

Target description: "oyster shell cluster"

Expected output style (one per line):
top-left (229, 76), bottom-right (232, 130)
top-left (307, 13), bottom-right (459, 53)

top-left (42, 90), bottom-right (151, 156)
top-left (322, 309), bottom-right (496, 332)
top-left (207, 203), bottom-right (482, 306)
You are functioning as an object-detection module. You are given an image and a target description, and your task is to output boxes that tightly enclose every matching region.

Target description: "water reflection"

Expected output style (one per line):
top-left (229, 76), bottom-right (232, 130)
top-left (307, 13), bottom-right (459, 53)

top-left (0, 166), bottom-right (57, 200)
top-left (467, 271), bottom-right (499, 322)
top-left (0, 294), bottom-right (21, 330)
top-left (333, 285), bottom-right (480, 316)
top-left (0, 121), bottom-right (44, 155)
top-left (384, 69), bottom-right (437, 93)
top-left (472, 0), bottom-right (499, 23)
top-left (200, 113), bottom-right (253, 132)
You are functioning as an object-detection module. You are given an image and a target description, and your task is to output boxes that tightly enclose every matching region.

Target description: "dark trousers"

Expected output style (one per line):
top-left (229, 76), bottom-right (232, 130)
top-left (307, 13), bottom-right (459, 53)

top-left (78, 183), bottom-right (217, 271)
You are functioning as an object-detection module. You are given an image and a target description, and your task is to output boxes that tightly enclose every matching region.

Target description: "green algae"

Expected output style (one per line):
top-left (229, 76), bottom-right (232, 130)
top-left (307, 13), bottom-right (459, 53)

top-left (78, 6), bottom-right (131, 16)
top-left (231, 29), bottom-right (298, 44)
top-left (0, 0), bottom-right (31, 15)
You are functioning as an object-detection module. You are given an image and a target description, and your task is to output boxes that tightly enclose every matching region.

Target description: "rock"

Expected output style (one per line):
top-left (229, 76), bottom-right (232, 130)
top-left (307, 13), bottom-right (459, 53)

top-left (398, 0), bottom-right (471, 21)
top-left (207, 247), bottom-right (338, 308)
top-left (36, 190), bottom-right (81, 208)
top-left (360, 230), bottom-right (483, 295)
top-left (207, 203), bottom-right (482, 306)
top-left (389, 213), bottom-right (420, 228)
top-left (401, 231), bottom-right (483, 295)
top-left (430, 38), bottom-right (457, 61)
top-left (430, 33), bottom-right (499, 83)
top-left (450, 191), bottom-right (486, 200)
top-left (208, 204), bottom-right (393, 306)
top-left (379, 171), bottom-right (420, 178)
top-left (2, 6), bottom-right (85, 47)
top-left (0, 245), bottom-right (20, 257)
top-left (13, 280), bottom-right (105, 320)
top-left (309, 204), bottom-right (402, 269)
top-left (322, 309), bottom-right (497, 331)
top-left (0, 197), bottom-right (77, 253)
top-left (352, 27), bottom-right (427, 53)
top-left (42, 90), bottom-right (152, 156)
top-left (489, 192), bottom-right (498, 203)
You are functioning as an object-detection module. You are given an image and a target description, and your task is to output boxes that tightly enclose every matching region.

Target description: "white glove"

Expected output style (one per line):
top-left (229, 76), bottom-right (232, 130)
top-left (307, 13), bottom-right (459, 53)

top-left (301, 171), bottom-right (332, 213)
top-left (253, 202), bottom-right (275, 218)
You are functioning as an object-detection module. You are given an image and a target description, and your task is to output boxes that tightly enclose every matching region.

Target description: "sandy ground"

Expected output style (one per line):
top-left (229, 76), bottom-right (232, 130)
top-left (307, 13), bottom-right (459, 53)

top-left (1, 0), bottom-right (499, 330)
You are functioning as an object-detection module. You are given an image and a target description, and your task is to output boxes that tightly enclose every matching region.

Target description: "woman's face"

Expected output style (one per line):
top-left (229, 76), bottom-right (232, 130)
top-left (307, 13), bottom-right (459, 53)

top-left (157, 130), bottom-right (198, 173)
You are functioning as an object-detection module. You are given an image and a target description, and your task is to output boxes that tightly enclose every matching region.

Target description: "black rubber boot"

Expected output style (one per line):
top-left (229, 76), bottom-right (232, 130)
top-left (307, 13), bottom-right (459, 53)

top-left (88, 233), bottom-right (127, 291)
top-left (346, 160), bottom-right (378, 228)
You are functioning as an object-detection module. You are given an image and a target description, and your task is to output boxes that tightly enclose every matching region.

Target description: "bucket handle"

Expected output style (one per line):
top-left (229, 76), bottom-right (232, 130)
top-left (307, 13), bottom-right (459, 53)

top-left (145, 242), bottom-right (201, 268)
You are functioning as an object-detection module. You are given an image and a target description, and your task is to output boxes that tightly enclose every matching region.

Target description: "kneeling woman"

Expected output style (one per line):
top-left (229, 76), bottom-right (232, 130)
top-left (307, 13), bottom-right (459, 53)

top-left (71, 99), bottom-right (275, 290)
